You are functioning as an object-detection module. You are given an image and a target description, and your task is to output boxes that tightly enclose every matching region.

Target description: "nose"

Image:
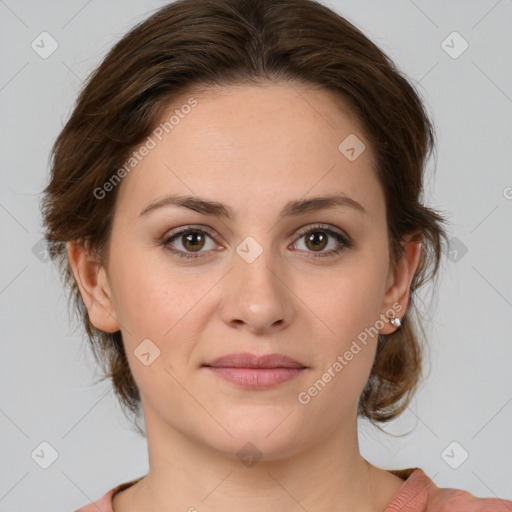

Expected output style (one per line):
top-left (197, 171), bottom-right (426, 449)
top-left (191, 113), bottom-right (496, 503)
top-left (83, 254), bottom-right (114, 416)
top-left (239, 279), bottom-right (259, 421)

top-left (219, 246), bottom-right (295, 335)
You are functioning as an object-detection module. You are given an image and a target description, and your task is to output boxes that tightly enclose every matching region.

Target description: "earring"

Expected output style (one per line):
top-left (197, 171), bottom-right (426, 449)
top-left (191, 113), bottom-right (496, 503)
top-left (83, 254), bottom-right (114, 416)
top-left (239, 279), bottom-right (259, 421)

top-left (390, 315), bottom-right (401, 328)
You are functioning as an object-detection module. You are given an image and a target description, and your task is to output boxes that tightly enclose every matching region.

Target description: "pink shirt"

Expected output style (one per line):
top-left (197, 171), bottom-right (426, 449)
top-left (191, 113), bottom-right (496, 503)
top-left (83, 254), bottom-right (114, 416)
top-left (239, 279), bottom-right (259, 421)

top-left (74, 467), bottom-right (512, 512)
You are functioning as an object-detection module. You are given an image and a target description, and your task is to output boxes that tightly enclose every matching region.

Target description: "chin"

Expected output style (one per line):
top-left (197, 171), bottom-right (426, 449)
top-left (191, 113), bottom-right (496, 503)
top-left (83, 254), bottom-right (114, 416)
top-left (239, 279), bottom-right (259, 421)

top-left (204, 416), bottom-right (308, 463)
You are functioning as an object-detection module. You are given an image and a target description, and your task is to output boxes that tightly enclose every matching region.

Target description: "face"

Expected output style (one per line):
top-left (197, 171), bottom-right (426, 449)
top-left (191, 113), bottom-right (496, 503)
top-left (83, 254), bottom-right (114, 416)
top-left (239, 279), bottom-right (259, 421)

top-left (71, 82), bottom-right (418, 461)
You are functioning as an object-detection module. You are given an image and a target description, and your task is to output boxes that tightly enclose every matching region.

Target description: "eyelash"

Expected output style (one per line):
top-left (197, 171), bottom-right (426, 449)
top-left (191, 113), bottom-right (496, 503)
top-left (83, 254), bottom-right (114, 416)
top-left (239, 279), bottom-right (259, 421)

top-left (161, 223), bottom-right (353, 260)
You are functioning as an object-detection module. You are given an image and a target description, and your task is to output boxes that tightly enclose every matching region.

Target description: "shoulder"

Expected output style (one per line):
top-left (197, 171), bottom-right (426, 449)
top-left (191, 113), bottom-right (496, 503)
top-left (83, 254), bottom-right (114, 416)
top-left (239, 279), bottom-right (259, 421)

top-left (426, 485), bottom-right (512, 512)
top-left (73, 487), bottom-right (117, 512)
top-left (385, 467), bottom-right (512, 512)
top-left (73, 476), bottom-right (144, 512)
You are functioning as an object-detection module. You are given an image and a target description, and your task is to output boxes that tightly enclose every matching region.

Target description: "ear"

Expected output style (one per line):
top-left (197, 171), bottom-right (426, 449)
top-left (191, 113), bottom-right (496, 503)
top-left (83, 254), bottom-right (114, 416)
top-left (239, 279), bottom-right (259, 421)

top-left (379, 234), bottom-right (423, 335)
top-left (66, 240), bottom-right (120, 333)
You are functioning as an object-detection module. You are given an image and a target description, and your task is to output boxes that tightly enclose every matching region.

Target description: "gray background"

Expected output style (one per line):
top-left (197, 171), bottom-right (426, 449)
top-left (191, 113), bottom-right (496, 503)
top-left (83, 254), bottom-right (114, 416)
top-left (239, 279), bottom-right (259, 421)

top-left (1, 0), bottom-right (511, 510)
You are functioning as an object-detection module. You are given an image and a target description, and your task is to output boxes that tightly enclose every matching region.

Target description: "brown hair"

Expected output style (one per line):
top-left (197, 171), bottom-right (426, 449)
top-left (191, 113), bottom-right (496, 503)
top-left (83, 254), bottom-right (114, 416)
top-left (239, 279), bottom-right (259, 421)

top-left (41, 0), bottom-right (449, 435)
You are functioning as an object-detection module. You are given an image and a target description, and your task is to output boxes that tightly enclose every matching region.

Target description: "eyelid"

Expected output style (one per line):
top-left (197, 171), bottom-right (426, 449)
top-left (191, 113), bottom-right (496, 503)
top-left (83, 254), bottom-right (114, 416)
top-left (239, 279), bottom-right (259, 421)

top-left (293, 222), bottom-right (349, 242)
top-left (162, 224), bottom-right (221, 243)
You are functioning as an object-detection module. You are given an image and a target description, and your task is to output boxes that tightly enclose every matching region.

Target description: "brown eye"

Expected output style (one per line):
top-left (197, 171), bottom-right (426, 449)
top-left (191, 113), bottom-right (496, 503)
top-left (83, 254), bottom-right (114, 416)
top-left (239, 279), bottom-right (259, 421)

top-left (292, 224), bottom-right (351, 258)
top-left (163, 227), bottom-right (218, 259)
top-left (181, 231), bottom-right (206, 252)
top-left (304, 231), bottom-right (328, 251)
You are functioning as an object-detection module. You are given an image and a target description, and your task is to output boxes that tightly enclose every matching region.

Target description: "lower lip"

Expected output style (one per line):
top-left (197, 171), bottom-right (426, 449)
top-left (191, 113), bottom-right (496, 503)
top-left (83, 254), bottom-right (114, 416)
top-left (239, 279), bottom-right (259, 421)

top-left (205, 367), bottom-right (306, 389)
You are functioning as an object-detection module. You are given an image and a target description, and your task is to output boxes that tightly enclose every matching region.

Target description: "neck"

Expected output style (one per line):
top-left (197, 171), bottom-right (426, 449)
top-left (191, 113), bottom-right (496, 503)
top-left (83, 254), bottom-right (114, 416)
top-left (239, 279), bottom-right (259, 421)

top-left (126, 407), bottom-right (384, 512)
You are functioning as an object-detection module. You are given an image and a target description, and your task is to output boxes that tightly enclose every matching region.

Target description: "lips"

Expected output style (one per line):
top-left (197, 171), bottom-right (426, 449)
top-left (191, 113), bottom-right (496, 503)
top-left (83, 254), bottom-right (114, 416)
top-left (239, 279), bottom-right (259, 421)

top-left (203, 352), bottom-right (307, 369)
top-left (202, 352), bottom-right (308, 389)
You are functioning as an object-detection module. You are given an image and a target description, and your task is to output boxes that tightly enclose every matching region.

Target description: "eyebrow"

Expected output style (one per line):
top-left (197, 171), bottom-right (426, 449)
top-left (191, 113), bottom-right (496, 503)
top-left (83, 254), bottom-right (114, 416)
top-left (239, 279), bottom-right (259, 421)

top-left (139, 193), bottom-right (367, 219)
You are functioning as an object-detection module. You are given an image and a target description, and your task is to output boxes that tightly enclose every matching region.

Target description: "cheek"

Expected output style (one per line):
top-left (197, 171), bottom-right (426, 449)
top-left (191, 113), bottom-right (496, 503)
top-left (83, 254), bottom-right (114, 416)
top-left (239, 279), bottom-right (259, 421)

top-left (107, 250), bottom-right (220, 385)
top-left (295, 275), bottom-right (381, 428)
top-left (107, 241), bottom-right (196, 338)
top-left (295, 253), bottom-right (386, 400)
top-left (110, 275), bottom-right (174, 341)
top-left (304, 260), bottom-right (386, 345)
top-left (109, 266), bottom-right (205, 404)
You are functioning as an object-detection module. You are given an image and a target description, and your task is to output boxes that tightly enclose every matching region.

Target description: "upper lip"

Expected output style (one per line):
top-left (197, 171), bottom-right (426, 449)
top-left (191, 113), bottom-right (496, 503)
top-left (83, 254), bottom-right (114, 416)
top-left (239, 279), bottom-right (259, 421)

top-left (203, 352), bottom-right (307, 369)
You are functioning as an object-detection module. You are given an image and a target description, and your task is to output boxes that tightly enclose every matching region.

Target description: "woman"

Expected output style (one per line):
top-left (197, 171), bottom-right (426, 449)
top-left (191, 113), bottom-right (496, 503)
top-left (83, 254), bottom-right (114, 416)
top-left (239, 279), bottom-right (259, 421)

top-left (40, 0), bottom-right (512, 510)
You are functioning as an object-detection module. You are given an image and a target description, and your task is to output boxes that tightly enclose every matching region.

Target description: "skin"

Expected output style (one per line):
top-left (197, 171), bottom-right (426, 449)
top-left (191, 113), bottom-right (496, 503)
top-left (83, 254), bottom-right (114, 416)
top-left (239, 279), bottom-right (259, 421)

top-left (68, 81), bottom-right (422, 512)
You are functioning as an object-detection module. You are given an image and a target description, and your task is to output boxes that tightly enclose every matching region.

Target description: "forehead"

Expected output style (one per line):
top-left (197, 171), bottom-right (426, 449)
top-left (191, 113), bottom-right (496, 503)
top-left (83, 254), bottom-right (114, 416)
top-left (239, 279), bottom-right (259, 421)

top-left (114, 82), bottom-right (384, 221)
